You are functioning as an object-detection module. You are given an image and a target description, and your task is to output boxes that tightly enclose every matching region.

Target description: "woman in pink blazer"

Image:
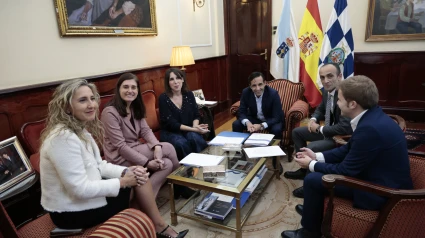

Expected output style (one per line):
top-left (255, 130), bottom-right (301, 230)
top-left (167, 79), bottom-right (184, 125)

top-left (101, 73), bottom-right (180, 198)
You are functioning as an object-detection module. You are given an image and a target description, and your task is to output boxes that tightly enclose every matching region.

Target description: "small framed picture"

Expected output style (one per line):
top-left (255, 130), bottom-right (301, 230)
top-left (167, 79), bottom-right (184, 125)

top-left (0, 137), bottom-right (34, 194)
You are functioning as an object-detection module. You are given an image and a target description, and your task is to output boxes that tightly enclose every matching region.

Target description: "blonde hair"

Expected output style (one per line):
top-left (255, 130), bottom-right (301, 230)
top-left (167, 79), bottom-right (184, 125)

top-left (40, 79), bottom-right (104, 147)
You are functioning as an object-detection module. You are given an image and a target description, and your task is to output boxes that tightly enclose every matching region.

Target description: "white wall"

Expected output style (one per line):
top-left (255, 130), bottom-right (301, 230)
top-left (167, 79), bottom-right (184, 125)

top-left (272, 0), bottom-right (425, 52)
top-left (0, 0), bottom-right (225, 91)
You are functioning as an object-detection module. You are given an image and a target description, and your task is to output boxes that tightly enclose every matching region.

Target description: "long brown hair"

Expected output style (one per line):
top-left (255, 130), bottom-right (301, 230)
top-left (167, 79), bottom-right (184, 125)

top-left (107, 73), bottom-right (146, 120)
top-left (163, 68), bottom-right (190, 96)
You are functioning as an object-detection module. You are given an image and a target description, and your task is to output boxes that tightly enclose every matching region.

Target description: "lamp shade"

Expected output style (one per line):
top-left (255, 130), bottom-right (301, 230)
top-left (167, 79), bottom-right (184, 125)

top-left (170, 46), bottom-right (195, 70)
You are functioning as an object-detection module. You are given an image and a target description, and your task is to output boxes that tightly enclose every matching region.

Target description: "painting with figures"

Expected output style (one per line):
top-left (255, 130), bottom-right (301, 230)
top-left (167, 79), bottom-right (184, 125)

top-left (366, 0), bottom-right (425, 41)
top-left (55, 0), bottom-right (158, 36)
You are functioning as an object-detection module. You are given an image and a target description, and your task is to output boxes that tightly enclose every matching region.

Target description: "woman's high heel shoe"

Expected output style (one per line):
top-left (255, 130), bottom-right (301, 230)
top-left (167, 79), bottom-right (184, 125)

top-left (156, 225), bottom-right (189, 238)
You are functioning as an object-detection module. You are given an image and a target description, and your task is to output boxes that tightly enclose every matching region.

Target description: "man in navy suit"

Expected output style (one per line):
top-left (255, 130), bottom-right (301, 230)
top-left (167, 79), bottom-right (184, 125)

top-left (232, 72), bottom-right (284, 138)
top-left (284, 63), bottom-right (353, 198)
top-left (282, 75), bottom-right (413, 238)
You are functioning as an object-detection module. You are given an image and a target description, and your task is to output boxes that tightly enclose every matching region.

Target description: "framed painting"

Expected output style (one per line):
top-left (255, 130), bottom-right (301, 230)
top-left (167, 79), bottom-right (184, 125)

top-left (365, 0), bottom-right (425, 41)
top-left (0, 137), bottom-right (34, 194)
top-left (54, 0), bottom-right (158, 36)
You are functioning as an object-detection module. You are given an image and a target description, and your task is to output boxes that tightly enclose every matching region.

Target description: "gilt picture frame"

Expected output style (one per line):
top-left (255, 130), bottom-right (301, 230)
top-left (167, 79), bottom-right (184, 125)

top-left (365, 0), bottom-right (425, 41)
top-left (54, 0), bottom-right (158, 37)
top-left (0, 137), bottom-right (34, 194)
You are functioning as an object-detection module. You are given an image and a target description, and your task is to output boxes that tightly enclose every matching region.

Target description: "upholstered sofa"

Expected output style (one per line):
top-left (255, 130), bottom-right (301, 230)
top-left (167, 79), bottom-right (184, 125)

top-left (230, 79), bottom-right (309, 158)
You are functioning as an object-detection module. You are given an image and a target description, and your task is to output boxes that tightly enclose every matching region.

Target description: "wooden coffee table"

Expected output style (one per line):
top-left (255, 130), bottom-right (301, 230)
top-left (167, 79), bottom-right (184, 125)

top-left (166, 140), bottom-right (280, 238)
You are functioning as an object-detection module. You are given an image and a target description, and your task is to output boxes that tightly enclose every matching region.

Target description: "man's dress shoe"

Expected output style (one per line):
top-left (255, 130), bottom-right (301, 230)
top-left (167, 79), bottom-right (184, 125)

top-left (284, 168), bottom-right (307, 180)
top-left (293, 186), bottom-right (304, 198)
top-left (295, 204), bottom-right (303, 216)
top-left (281, 228), bottom-right (321, 238)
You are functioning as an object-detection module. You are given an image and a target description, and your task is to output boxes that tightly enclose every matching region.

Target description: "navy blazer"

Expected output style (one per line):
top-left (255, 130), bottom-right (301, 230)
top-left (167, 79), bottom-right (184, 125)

top-left (315, 106), bottom-right (413, 210)
top-left (311, 90), bottom-right (352, 137)
top-left (238, 86), bottom-right (285, 128)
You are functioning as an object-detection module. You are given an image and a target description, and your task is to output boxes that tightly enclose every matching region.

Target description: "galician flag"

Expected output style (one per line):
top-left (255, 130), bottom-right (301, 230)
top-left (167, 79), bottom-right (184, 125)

top-left (270, 0), bottom-right (300, 82)
top-left (298, 0), bottom-right (323, 107)
top-left (319, 0), bottom-right (354, 80)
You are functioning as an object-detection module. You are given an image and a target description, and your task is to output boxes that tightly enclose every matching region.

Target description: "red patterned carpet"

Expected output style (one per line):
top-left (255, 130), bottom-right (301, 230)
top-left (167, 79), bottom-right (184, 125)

top-left (405, 128), bottom-right (425, 153)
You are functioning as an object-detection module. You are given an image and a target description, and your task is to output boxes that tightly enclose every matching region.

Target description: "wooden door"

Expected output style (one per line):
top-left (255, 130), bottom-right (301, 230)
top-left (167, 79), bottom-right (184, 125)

top-left (227, 0), bottom-right (272, 102)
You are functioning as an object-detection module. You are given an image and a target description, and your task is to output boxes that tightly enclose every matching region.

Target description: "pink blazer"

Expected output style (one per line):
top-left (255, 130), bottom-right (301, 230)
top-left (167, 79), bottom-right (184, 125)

top-left (101, 106), bottom-right (160, 165)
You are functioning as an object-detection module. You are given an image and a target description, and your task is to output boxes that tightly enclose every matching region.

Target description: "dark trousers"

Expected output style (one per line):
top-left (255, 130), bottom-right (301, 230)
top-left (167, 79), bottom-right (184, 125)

top-left (232, 117), bottom-right (283, 139)
top-left (50, 188), bottom-right (131, 229)
top-left (396, 21), bottom-right (423, 34)
top-left (292, 126), bottom-right (336, 174)
top-left (301, 172), bottom-right (353, 233)
top-left (292, 126), bottom-right (336, 153)
top-left (160, 130), bottom-right (208, 160)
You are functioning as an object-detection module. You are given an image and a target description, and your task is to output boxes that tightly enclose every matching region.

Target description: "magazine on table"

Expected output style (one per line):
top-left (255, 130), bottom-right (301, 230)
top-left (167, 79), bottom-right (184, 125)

top-left (231, 160), bottom-right (254, 173)
top-left (196, 192), bottom-right (233, 220)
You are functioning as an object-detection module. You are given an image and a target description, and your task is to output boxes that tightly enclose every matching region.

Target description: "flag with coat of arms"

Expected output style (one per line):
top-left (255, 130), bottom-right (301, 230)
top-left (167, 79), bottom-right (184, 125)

top-left (298, 0), bottom-right (323, 107)
top-left (270, 0), bottom-right (300, 82)
top-left (319, 0), bottom-right (354, 81)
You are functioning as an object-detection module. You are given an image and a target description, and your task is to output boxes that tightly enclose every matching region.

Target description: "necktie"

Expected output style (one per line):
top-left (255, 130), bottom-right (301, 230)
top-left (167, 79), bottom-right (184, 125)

top-left (325, 94), bottom-right (332, 126)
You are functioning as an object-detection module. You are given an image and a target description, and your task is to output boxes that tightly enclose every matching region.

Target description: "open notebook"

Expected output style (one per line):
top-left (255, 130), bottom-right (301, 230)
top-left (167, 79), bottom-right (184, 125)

top-left (192, 89), bottom-right (217, 106)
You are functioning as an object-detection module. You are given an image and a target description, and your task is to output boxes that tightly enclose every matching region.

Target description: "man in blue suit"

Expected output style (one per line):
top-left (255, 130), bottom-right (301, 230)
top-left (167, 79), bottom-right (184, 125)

top-left (232, 72), bottom-right (284, 138)
top-left (282, 75), bottom-right (413, 238)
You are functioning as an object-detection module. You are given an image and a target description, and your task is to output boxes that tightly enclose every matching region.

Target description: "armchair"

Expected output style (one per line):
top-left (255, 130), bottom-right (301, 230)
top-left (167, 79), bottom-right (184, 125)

top-left (230, 79), bottom-right (309, 159)
top-left (321, 153), bottom-right (425, 238)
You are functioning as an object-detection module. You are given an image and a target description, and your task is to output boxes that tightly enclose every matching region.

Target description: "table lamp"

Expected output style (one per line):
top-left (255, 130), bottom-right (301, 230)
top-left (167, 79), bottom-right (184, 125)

top-left (170, 46), bottom-right (195, 70)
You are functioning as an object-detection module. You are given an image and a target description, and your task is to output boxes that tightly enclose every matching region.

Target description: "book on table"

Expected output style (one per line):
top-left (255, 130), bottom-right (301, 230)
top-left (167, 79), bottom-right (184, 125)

top-left (196, 192), bottom-right (233, 220)
top-left (244, 133), bottom-right (275, 146)
top-left (208, 131), bottom-right (250, 146)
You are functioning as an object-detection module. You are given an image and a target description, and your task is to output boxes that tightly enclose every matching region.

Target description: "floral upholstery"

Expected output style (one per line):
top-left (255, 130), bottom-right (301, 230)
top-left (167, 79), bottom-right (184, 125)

top-left (230, 79), bottom-right (309, 157)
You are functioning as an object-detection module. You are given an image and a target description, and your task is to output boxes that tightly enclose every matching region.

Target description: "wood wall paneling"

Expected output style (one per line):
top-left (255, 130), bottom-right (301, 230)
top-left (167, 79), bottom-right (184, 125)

top-left (0, 56), bottom-right (228, 154)
top-left (355, 51), bottom-right (425, 121)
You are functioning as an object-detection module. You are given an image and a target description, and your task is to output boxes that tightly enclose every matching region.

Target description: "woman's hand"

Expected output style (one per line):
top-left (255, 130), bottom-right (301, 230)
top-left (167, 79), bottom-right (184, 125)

top-left (119, 169), bottom-right (138, 188)
top-left (193, 124), bottom-right (209, 134)
top-left (129, 166), bottom-right (150, 186)
top-left (153, 145), bottom-right (163, 162)
top-left (146, 159), bottom-right (163, 171)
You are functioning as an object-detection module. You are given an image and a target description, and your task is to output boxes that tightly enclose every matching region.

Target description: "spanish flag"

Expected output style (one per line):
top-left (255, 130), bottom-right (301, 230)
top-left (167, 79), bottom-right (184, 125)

top-left (298, 0), bottom-right (323, 107)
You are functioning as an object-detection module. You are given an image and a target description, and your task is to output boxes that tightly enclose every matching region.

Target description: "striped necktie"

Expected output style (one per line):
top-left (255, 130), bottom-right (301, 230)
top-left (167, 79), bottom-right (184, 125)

top-left (325, 94), bottom-right (332, 126)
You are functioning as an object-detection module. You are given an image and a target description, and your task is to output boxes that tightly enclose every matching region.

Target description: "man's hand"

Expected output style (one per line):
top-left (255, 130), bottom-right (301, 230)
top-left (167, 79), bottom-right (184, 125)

top-left (294, 155), bottom-right (313, 169)
top-left (308, 119), bottom-right (319, 133)
top-left (296, 147), bottom-right (316, 160)
top-left (309, 122), bottom-right (320, 133)
top-left (247, 123), bottom-right (262, 133)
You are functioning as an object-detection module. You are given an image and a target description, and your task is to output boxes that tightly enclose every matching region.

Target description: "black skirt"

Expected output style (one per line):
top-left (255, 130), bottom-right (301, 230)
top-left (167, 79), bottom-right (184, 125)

top-left (50, 188), bottom-right (131, 229)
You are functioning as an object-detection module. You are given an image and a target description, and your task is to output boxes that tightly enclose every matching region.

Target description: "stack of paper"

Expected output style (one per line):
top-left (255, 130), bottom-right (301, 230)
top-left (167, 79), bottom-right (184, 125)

top-left (243, 146), bottom-right (286, 159)
top-left (208, 131), bottom-right (250, 146)
top-left (179, 153), bottom-right (225, 167)
top-left (244, 133), bottom-right (275, 146)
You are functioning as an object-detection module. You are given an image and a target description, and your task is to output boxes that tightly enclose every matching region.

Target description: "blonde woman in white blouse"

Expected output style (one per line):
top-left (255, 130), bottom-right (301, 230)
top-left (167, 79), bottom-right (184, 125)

top-left (39, 79), bottom-right (188, 238)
